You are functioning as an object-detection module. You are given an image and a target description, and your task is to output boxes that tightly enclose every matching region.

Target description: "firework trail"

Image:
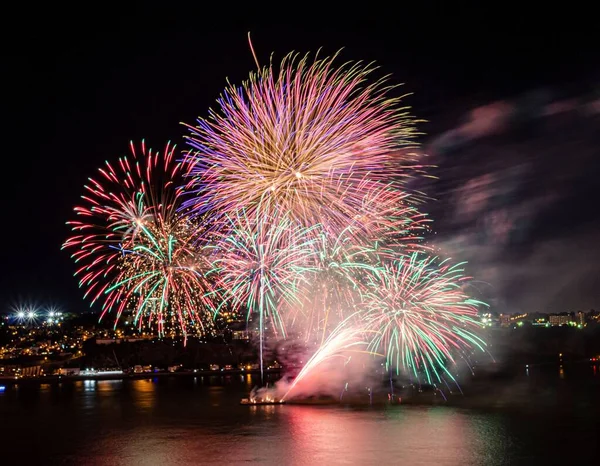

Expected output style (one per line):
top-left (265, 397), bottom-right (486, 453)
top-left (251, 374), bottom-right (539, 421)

top-left (362, 252), bottom-right (487, 385)
top-left (63, 141), bottom-right (214, 340)
top-left (281, 322), bottom-right (372, 401)
top-left (182, 51), bottom-right (426, 237)
top-left (211, 206), bottom-right (315, 378)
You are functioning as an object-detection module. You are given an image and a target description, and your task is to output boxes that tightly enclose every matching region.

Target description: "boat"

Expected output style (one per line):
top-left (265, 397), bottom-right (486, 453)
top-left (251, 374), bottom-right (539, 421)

top-left (240, 397), bottom-right (285, 405)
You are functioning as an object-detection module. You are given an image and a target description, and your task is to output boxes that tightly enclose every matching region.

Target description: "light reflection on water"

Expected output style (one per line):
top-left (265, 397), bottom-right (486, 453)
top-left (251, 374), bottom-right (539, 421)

top-left (83, 379), bottom-right (96, 392)
top-left (105, 405), bottom-right (504, 465)
top-left (130, 378), bottom-right (156, 410)
top-left (0, 373), bottom-right (597, 465)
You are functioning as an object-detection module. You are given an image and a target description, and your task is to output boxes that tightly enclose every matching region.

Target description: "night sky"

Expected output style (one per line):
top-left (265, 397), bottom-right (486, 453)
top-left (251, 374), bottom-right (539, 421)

top-left (2, 5), bottom-right (598, 315)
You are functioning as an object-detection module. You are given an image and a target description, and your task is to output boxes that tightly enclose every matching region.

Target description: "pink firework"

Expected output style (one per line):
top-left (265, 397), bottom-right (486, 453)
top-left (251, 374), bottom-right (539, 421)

top-left (63, 140), bottom-right (214, 339)
top-left (210, 206), bottom-right (315, 375)
top-left (182, 51), bottom-right (426, 237)
top-left (363, 252), bottom-right (487, 384)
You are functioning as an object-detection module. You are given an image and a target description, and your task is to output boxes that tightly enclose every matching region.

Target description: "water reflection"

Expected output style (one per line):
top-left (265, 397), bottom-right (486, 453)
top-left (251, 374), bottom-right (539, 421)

top-left (97, 380), bottom-right (123, 392)
top-left (1, 372), bottom-right (597, 465)
top-left (208, 385), bottom-right (224, 407)
top-left (208, 405), bottom-right (508, 465)
top-left (104, 404), bottom-right (510, 464)
top-left (130, 379), bottom-right (157, 410)
top-left (84, 380), bottom-right (96, 392)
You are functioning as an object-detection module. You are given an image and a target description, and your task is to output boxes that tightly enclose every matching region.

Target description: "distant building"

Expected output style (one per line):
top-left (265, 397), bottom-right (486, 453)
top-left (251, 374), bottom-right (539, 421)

top-left (21, 365), bottom-right (42, 377)
top-left (532, 317), bottom-right (548, 327)
top-left (549, 313), bottom-right (572, 326)
top-left (500, 314), bottom-right (511, 328)
top-left (95, 336), bottom-right (151, 345)
top-left (576, 311), bottom-right (586, 326)
top-left (232, 330), bottom-right (250, 340)
top-left (229, 320), bottom-right (255, 341)
top-left (511, 313), bottom-right (528, 323)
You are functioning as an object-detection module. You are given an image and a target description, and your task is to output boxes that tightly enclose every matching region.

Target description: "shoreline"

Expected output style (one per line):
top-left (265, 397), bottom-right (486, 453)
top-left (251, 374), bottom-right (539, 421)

top-left (0, 368), bottom-right (282, 385)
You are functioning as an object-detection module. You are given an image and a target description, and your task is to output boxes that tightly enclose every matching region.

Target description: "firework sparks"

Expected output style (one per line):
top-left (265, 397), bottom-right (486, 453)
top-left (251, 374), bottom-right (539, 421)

top-left (281, 322), bottom-right (371, 401)
top-left (60, 46), bottom-right (489, 399)
top-left (362, 252), bottom-right (487, 384)
top-left (103, 213), bottom-right (214, 339)
top-left (63, 141), bottom-right (214, 339)
top-left (211, 206), bottom-right (315, 376)
top-left (348, 179), bottom-right (431, 251)
top-left (182, 51), bottom-right (425, 236)
top-left (288, 224), bottom-right (379, 343)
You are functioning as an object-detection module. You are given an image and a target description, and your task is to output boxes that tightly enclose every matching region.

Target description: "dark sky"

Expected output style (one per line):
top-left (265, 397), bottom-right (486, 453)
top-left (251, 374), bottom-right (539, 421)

top-left (2, 4), bottom-right (598, 314)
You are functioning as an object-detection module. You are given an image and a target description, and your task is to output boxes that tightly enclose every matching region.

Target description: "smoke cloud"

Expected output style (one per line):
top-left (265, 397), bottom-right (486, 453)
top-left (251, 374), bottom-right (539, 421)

top-left (425, 85), bottom-right (600, 313)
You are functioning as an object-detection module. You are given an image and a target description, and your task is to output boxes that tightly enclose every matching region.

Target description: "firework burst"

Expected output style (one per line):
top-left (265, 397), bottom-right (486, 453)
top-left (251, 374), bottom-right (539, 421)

top-left (288, 225), bottom-right (378, 343)
top-left (103, 213), bottom-right (214, 340)
top-left (182, 51), bottom-right (425, 236)
top-left (63, 141), bottom-right (214, 339)
top-left (211, 206), bottom-right (315, 375)
top-left (347, 180), bottom-right (431, 251)
top-left (363, 253), bottom-right (487, 384)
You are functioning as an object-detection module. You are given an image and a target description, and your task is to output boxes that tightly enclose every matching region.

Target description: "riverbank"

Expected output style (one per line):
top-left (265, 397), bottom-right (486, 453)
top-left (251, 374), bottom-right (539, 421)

top-left (0, 367), bottom-right (282, 385)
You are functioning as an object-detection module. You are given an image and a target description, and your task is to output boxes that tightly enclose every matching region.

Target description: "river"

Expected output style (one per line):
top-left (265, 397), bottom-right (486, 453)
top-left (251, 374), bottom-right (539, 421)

top-left (0, 370), bottom-right (598, 465)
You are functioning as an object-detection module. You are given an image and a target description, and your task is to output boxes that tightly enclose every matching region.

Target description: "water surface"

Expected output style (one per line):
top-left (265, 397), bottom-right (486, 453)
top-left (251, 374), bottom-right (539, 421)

top-left (0, 373), bottom-right (598, 465)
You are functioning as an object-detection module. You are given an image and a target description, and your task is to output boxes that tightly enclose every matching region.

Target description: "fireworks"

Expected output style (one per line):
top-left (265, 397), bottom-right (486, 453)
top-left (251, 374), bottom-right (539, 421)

top-left (102, 212), bottom-right (214, 340)
top-left (288, 225), bottom-right (378, 343)
top-left (281, 322), bottom-right (369, 401)
top-left (182, 52), bottom-right (424, 237)
top-left (61, 46), bottom-right (489, 396)
top-left (63, 141), bottom-right (214, 339)
top-left (178, 49), bottom-right (486, 388)
top-left (347, 179), bottom-right (431, 251)
top-left (211, 207), bottom-right (315, 374)
top-left (362, 253), bottom-right (487, 384)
